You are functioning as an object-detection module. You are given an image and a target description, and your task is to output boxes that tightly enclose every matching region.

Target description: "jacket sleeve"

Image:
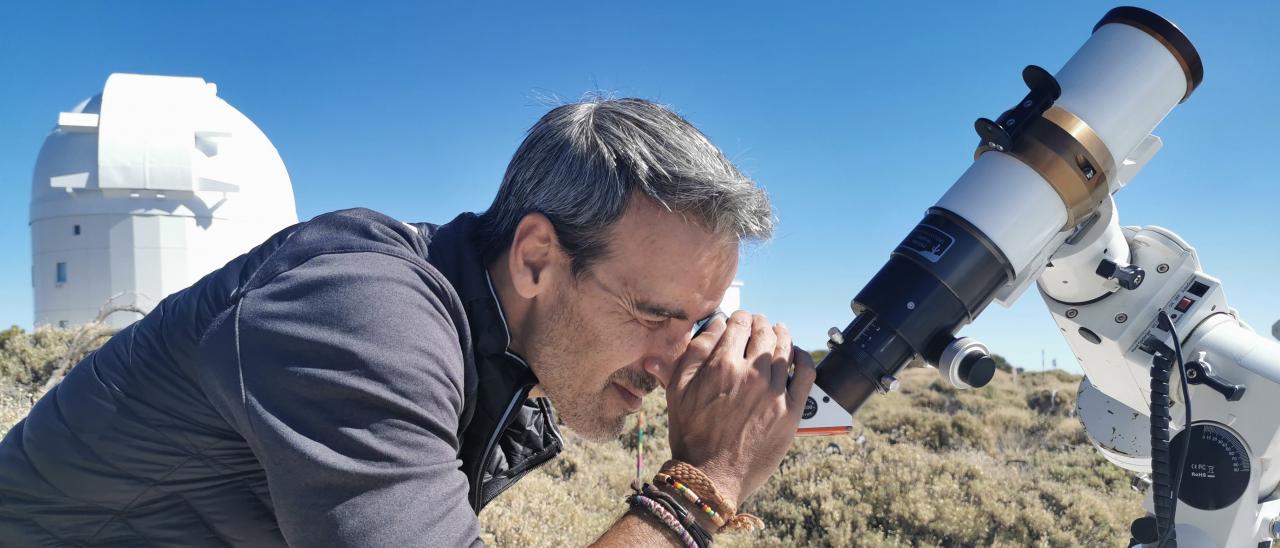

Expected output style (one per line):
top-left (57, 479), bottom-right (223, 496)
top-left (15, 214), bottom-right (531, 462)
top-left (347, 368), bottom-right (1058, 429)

top-left (200, 251), bottom-right (484, 547)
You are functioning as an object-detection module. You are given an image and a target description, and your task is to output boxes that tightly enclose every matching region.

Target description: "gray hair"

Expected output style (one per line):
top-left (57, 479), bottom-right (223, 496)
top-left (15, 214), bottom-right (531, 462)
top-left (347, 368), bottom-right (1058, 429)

top-left (479, 98), bottom-right (773, 274)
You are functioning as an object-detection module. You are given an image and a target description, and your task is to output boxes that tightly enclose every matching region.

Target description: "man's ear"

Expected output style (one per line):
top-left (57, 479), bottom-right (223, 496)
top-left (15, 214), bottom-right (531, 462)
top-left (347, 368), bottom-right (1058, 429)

top-left (507, 213), bottom-right (562, 299)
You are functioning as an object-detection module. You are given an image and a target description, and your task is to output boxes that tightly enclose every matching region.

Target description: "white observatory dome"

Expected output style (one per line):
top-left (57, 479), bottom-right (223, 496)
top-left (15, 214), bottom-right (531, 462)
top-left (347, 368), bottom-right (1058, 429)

top-left (30, 73), bottom-right (298, 330)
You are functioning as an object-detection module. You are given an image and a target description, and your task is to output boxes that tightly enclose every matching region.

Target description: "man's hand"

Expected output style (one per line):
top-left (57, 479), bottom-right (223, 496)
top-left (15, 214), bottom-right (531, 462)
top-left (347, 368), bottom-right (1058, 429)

top-left (664, 310), bottom-right (817, 506)
top-left (592, 310), bottom-right (815, 547)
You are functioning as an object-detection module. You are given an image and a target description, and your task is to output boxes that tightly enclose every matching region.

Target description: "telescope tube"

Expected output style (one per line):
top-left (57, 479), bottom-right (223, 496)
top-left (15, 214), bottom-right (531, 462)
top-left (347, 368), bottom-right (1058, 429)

top-left (817, 7), bottom-right (1203, 414)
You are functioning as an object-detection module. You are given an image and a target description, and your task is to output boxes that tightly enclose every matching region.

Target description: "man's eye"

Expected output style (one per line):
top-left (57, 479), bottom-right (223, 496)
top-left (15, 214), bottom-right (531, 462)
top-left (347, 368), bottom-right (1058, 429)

top-left (640, 316), bottom-right (669, 329)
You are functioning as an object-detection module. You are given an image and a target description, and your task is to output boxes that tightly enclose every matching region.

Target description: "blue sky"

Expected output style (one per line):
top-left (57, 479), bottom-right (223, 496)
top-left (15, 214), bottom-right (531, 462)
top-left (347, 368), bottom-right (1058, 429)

top-left (2, 2), bottom-right (1277, 373)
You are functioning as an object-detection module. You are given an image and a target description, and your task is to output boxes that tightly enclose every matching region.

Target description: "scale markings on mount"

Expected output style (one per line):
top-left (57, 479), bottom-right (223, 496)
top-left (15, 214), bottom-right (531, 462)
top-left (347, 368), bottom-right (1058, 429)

top-left (1173, 423), bottom-right (1251, 511)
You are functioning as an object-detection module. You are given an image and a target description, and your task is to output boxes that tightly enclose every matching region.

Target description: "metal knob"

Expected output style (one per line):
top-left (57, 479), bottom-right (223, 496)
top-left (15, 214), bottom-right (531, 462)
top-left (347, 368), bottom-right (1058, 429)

top-left (938, 337), bottom-right (995, 389)
top-left (1096, 258), bottom-right (1145, 290)
top-left (827, 327), bottom-right (844, 345)
top-left (879, 375), bottom-right (900, 393)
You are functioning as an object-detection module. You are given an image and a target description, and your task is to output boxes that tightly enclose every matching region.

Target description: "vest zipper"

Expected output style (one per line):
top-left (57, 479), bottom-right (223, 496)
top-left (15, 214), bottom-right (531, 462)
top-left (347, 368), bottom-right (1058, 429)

top-left (471, 357), bottom-right (532, 510)
top-left (472, 268), bottom-right (560, 509)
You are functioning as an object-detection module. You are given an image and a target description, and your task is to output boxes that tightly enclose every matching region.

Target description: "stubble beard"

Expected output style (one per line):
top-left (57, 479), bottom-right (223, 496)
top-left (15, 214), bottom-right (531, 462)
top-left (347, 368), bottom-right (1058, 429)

top-left (530, 289), bottom-right (656, 443)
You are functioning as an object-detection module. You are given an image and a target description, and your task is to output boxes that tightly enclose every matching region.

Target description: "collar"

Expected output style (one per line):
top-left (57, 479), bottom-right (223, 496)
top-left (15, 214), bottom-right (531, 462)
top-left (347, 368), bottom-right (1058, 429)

top-left (412, 213), bottom-right (532, 369)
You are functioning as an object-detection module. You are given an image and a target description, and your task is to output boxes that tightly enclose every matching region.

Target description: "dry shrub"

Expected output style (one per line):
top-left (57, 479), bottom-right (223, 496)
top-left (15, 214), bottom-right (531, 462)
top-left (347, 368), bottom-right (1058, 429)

top-left (0, 325), bottom-right (99, 437)
top-left (860, 406), bottom-right (993, 452)
top-left (0, 325), bottom-right (80, 386)
top-left (481, 367), bottom-right (1145, 546)
top-left (1026, 388), bottom-right (1075, 417)
top-left (0, 333), bottom-right (1144, 545)
top-left (744, 433), bottom-right (1135, 547)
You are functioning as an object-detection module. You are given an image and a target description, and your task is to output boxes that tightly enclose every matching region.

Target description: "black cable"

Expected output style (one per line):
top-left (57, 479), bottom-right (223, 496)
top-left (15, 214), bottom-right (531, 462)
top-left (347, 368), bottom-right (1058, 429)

top-left (1152, 310), bottom-right (1192, 547)
top-left (1149, 343), bottom-right (1176, 546)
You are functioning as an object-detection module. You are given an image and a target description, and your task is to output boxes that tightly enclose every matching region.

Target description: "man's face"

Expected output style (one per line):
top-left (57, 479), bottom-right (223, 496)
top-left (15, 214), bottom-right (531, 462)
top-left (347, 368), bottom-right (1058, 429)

top-left (525, 200), bottom-right (738, 441)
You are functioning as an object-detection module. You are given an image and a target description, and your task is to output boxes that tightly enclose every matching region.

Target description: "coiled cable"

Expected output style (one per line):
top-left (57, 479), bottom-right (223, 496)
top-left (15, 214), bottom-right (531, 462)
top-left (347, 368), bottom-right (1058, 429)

top-left (1149, 310), bottom-right (1191, 547)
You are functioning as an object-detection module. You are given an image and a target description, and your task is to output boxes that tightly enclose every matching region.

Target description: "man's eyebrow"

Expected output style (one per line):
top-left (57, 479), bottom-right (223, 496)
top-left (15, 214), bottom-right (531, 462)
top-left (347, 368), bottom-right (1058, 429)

top-left (636, 302), bottom-right (689, 321)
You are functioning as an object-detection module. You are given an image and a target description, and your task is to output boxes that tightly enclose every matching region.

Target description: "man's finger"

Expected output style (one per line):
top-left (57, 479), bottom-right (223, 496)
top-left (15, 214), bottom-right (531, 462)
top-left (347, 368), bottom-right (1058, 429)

top-left (744, 314), bottom-right (776, 372)
top-left (770, 324), bottom-right (794, 390)
top-left (785, 347), bottom-right (818, 410)
top-left (709, 310), bottom-right (753, 369)
top-left (670, 316), bottom-right (726, 391)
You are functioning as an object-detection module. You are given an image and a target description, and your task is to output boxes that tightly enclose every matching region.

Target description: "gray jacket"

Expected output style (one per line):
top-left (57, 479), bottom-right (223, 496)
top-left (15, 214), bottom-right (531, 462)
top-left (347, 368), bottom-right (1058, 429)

top-left (0, 208), bottom-right (564, 546)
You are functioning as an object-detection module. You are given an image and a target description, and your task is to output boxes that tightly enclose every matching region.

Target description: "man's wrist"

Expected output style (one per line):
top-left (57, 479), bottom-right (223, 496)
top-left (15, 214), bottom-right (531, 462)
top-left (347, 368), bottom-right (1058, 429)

top-left (625, 506), bottom-right (690, 546)
top-left (664, 458), bottom-right (743, 511)
top-left (665, 460), bottom-right (747, 512)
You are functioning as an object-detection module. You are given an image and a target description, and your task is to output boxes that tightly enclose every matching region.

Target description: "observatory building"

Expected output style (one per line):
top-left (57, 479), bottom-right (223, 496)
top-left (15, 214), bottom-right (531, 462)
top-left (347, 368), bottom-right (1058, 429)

top-left (721, 280), bottom-right (743, 314)
top-left (30, 73), bottom-right (298, 330)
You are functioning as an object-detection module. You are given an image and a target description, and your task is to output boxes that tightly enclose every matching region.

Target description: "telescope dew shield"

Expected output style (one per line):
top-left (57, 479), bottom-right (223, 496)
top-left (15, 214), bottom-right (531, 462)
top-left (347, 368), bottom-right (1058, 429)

top-left (1059, 7), bottom-right (1202, 166)
top-left (816, 6), bottom-right (1202, 415)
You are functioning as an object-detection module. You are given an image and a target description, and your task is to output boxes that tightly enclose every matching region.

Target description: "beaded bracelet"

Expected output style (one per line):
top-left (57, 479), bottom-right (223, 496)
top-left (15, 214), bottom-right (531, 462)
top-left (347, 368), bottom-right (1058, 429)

top-left (654, 473), bottom-right (727, 528)
top-left (628, 494), bottom-right (698, 548)
top-left (656, 464), bottom-right (767, 532)
top-left (660, 461), bottom-right (737, 515)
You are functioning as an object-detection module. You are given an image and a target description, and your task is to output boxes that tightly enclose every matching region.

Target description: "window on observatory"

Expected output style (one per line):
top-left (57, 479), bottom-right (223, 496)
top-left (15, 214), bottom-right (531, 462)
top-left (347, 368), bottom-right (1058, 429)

top-left (56, 262), bottom-right (67, 285)
top-left (73, 225), bottom-right (81, 235)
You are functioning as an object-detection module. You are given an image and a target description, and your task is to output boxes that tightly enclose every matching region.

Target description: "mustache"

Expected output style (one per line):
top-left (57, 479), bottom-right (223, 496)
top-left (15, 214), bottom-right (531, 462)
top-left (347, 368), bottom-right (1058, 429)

top-left (609, 367), bottom-right (658, 395)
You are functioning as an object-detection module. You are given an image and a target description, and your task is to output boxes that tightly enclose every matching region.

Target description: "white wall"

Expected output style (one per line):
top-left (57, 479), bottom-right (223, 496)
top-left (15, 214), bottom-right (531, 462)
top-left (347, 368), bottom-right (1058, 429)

top-left (30, 74), bottom-right (298, 330)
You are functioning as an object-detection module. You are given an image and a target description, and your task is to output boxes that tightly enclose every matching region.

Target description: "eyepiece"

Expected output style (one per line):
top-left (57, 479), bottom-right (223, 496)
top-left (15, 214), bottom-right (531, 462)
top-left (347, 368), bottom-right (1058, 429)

top-left (1094, 6), bottom-right (1203, 102)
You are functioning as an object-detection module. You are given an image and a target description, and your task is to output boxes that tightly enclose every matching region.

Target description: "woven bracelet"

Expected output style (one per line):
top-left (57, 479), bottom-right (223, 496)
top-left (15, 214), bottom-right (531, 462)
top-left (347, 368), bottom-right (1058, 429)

top-left (629, 494), bottom-right (698, 548)
top-left (656, 466), bottom-right (766, 533)
top-left (640, 482), bottom-right (713, 547)
top-left (659, 461), bottom-right (737, 515)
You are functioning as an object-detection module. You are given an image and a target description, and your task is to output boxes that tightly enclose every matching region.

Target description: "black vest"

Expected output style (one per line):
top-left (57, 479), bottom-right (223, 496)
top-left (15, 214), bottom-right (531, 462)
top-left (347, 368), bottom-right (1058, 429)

top-left (415, 213), bottom-right (565, 510)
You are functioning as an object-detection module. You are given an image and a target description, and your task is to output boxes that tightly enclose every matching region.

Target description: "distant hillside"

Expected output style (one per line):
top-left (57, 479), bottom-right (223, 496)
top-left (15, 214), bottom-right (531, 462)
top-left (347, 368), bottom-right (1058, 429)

top-left (1, 327), bottom-right (1144, 546)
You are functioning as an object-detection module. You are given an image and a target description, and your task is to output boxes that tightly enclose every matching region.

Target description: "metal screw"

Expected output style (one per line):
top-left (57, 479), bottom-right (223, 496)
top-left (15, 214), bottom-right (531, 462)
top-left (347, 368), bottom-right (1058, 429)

top-left (1129, 473), bottom-right (1152, 494)
top-left (1021, 99), bottom-right (1033, 108)
top-left (1115, 313), bottom-right (1128, 324)
top-left (1187, 369), bottom-right (1198, 380)
top-left (906, 301), bottom-right (916, 310)
top-left (827, 327), bottom-right (844, 345)
top-left (1065, 309), bottom-right (1079, 319)
top-left (880, 375), bottom-right (900, 392)
top-left (1156, 264), bottom-right (1170, 274)
top-left (1004, 118), bottom-right (1018, 128)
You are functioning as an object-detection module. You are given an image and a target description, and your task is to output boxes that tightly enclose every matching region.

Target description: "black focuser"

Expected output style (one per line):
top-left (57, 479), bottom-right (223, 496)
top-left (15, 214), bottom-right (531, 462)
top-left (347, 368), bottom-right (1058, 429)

top-left (814, 209), bottom-right (1014, 414)
top-left (1095, 258), bottom-right (1145, 290)
top-left (958, 353), bottom-right (996, 389)
top-left (1185, 359), bottom-right (1246, 402)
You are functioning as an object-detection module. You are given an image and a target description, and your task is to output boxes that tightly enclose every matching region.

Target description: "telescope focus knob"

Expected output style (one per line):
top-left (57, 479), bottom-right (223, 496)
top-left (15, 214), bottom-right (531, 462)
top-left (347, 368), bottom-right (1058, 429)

top-left (959, 353), bottom-right (996, 389)
top-left (937, 337), bottom-right (996, 389)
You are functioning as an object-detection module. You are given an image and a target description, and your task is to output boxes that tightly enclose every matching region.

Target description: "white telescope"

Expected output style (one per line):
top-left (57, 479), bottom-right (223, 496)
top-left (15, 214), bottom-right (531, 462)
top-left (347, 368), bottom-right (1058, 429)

top-left (813, 6), bottom-right (1202, 414)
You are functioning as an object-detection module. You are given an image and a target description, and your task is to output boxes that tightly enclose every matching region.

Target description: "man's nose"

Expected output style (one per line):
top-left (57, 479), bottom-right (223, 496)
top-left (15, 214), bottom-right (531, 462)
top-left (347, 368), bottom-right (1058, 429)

top-left (643, 327), bottom-right (693, 389)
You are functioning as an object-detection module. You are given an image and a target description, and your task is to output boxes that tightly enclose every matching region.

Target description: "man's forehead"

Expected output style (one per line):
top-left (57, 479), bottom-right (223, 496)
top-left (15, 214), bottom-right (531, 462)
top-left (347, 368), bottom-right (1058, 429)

top-left (594, 204), bottom-right (739, 318)
top-left (597, 260), bottom-right (733, 320)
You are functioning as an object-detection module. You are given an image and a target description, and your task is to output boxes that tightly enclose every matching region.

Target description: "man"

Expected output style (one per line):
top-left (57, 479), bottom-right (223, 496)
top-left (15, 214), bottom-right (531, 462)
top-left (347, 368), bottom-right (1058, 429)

top-left (0, 98), bottom-right (815, 546)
